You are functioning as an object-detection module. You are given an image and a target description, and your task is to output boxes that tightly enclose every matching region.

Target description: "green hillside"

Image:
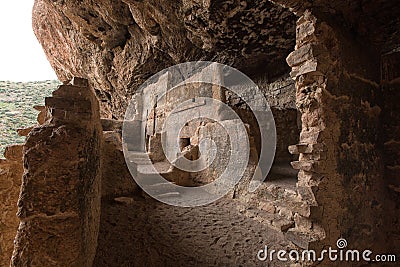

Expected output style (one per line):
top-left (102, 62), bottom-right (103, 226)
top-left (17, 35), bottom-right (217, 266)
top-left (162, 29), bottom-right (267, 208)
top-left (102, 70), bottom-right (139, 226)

top-left (0, 80), bottom-right (60, 158)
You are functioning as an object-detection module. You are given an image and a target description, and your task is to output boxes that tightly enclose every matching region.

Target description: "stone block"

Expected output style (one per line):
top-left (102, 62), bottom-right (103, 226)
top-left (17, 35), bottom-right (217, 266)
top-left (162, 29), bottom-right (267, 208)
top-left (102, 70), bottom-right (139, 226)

top-left (71, 77), bottom-right (89, 87)
top-left (291, 160), bottom-right (314, 172)
top-left (290, 59), bottom-right (318, 78)
top-left (287, 43), bottom-right (314, 67)
top-left (52, 85), bottom-right (91, 100)
top-left (33, 105), bottom-right (45, 112)
top-left (300, 152), bottom-right (327, 161)
top-left (17, 126), bottom-right (34, 137)
top-left (289, 143), bottom-right (326, 155)
top-left (288, 144), bottom-right (309, 154)
top-left (101, 119), bottom-right (123, 131)
top-left (296, 185), bottom-right (318, 206)
top-left (45, 97), bottom-right (92, 113)
top-left (294, 213), bottom-right (312, 230)
top-left (37, 108), bottom-right (50, 125)
top-left (278, 206), bottom-right (294, 220)
top-left (12, 80), bottom-right (102, 267)
top-left (272, 218), bottom-right (295, 232)
top-left (295, 11), bottom-right (317, 48)
top-left (300, 129), bottom-right (322, 144)
top-left (285, 228), bottom-right (315, 250)
top-left (258, 201), bottom-right (276, 213)
top-left (4, 145), bottom-right (23, 161)
top-left (51, 108), bottom-right (92, 122)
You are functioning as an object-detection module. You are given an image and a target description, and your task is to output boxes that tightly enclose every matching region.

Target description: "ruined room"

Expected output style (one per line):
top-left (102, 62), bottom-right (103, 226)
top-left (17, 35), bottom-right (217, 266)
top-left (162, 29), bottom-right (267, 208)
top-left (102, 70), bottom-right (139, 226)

top-left (0, 0), bottom-right (399, 266)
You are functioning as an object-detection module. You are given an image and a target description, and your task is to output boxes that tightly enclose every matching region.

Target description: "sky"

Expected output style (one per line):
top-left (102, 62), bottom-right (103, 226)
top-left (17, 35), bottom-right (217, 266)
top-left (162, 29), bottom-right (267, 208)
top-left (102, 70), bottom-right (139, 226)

top-left (0, 1), bottom-right (58, 81)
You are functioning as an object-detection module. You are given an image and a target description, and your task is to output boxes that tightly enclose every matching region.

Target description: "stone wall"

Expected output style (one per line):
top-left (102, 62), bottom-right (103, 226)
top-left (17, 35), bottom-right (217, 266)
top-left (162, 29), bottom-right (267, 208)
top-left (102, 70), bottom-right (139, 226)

top-left (11, 79), bottom-right (102, 267)
top-left (381, 50), bottom-right (400, 253)
top-left (0, 145), bottom-right (23, 266)
top-left (286, 10), bottom-right (388, 259)
top-left (0, 104), bottom-right (52, 266)
top-left (226, 76), bottom-right (299, 165)
top-left (101, 130), bottom-right (139, 199)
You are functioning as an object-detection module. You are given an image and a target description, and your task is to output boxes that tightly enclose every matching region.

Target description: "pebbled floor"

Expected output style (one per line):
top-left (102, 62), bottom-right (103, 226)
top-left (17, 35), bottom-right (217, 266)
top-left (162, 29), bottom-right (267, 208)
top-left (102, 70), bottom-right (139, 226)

top-left (94, 195), bottom-right (291, 267)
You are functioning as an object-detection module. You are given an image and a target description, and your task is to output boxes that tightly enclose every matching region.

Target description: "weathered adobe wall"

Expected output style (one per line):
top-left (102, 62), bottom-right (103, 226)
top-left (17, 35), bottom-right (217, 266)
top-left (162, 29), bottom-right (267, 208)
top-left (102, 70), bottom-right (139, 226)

top-left (381, 51), bottom-right (400, 252)
top-left (287, 10), bottom-right (389, 258)
top-left (0, 145), bottom-right (23, 267)
top-left (11, 79), bottom-right (102, 267)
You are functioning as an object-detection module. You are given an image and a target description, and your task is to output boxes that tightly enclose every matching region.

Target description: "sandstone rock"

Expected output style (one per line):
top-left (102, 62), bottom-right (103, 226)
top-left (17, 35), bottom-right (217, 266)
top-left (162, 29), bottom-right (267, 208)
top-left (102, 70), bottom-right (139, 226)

top-left (17, 126), bottom-right (34, 137)
top-left (33, 105), bottom-right (45, 112)
top-left (101, 119), bottom-right (123, 132)
top-left (259, 201), bottom-right (276, 213)
top-left (37, 107), bottom-right (50, 125)
top-left (102, 131), bottom-right (139, 199)
top-left (288, 143), bottom-right (309, 154)
top-left (32, 0), bottom-right (297, 118)
top-left (284, 228), bottom-right (321, 250)
top-left (71, 77), bottom-right (89, 87)
top-left (11, 80), bottom-right (102, 267)
top-left (0, 155), bottom-right (23, 267)
top-left (272, 218), bottom-right (295, 232)
top-left (288, 143), bottom-right (325, 155)
top-left (4, 145), bottom-right (23, 161)
top-left (290, 160), bottom-right (314, 172)
top-left (293, 213), bottom-right (312, 230)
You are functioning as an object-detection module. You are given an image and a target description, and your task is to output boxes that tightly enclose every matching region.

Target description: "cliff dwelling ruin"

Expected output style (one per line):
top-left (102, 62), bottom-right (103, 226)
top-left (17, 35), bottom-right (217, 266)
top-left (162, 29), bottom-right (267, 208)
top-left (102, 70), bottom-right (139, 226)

top-left (0, 0), bottom-right (399, 266)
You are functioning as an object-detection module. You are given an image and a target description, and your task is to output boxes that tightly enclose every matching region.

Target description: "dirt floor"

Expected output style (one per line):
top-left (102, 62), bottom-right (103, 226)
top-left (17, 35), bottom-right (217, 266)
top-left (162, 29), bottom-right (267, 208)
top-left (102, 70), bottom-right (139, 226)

top-left (94, 195), bottom-right (291, 267)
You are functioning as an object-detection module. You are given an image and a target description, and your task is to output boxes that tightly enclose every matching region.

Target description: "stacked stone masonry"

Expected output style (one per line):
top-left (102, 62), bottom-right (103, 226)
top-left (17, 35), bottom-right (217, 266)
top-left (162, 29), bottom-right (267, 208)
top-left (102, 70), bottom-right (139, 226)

top-left (285, 10), bottom-right (395, 263)
top-left (382, 51), bottom-right (400, 252)
top-left (11, 78), bottom-right (103, 267)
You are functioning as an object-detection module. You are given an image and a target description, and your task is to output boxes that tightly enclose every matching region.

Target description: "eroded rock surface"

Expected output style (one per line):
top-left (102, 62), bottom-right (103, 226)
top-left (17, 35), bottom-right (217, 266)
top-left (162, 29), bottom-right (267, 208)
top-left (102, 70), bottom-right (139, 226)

top-left (11, 80), bottom-right (102, 267)
top-left (32, 0), bottom-right (297, 118)
top-left (0, 145), bottom-right (23, 267)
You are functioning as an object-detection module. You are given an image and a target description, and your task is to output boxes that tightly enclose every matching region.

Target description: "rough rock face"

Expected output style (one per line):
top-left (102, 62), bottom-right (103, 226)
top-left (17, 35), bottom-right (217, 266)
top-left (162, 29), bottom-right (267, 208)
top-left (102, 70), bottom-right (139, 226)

top-left (11, 79), bottom-right (102, 267)
top-left (32, 0), bottom-right (297, 118)
top-left (32, 0), bottom-right (400, 119)
top-left (0, 145), bottom-right (23, 267)
top-left (381, 50), bottom-right (400, 255)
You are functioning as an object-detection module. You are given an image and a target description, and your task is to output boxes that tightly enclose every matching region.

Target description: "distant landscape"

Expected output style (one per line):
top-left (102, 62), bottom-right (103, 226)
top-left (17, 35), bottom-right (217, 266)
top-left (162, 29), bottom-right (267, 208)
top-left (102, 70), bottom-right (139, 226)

top-left (0, 80), bottom-right (60, 158)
